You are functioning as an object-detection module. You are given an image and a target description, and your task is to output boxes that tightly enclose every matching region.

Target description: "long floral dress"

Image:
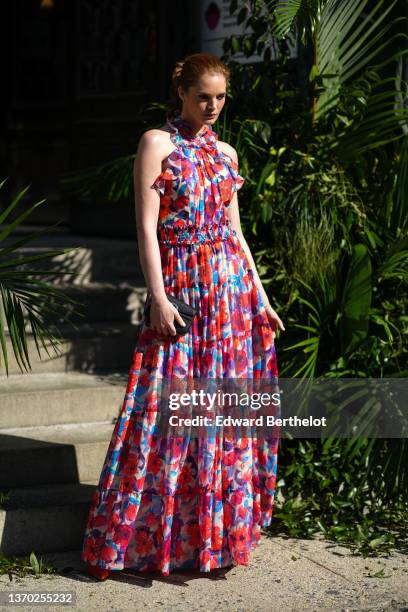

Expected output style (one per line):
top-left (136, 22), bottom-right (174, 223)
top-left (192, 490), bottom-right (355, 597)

top-left (82, 111), bottom-right (280, 576)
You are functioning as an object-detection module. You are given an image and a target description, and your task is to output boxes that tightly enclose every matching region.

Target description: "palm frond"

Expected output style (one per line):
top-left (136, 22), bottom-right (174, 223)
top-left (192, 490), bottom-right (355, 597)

top-left (340, 244), bottom-right (372, 354)
top-left (274, 0), bottom-right (325, 41)
top-left (0, 181), bottom-right (84, 375)
top-left (316, 0), bottom-right (405, 118)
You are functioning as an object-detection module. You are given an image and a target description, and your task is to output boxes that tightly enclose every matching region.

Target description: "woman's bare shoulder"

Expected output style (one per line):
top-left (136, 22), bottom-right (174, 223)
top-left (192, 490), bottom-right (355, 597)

top-left (137, 125), bottom-right (175, 159)
top-left (216, 139), bottom-right (238, 163)
top-left (141, 125), bottom-right (172, 144)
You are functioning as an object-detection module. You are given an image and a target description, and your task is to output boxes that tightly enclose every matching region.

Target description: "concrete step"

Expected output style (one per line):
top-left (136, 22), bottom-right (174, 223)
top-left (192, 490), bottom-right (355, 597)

top-left (4, 321), bottom-right (141, 374)
top-left (0, 371), bottom-right (129, 428)
top-left (0, 421), bottom-right (116, 489)
top-left (43, 282), bottom-right (148, 325)
top-left (0, 480), bottom-right (98, 556)
top-left (0, 226), bottom-right (144, 284)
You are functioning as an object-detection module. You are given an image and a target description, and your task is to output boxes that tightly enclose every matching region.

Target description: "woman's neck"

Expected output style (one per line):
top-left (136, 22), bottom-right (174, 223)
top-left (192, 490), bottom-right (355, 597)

top-left (177, 112), bottom-right (208, 137)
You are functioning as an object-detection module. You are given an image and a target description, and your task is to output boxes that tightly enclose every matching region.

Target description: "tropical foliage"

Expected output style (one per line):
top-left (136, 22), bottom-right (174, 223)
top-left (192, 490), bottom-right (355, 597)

top-left (221, 0), bottom-right (408, 553)
top-left (0, 180), bottom-right (83, 374)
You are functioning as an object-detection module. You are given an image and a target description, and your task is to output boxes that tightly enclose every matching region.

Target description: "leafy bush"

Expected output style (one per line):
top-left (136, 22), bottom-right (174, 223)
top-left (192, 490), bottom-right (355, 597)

top-left (222, 0), bottom-right (408, 553)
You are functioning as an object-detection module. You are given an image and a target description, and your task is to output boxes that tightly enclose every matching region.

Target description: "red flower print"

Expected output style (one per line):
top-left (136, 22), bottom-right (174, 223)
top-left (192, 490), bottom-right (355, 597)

top-left (100, 545), bottom-right (117, 563)
top-left (177, 469), bottom-right (191, 491)
top-left (135, 529), bottom-right (153, 556)
top-left (212, 525), bottom-right (223, 550)
top-left (201, 550), bottom-right (211, 566)
top-left (265, 475), bottom-right (276, 491)
top-left (175, 540), bottom-right (184, 559)
top-left (126, 371), bottom-right (137, 393)
top-left (210, 555), bottom-right (220, 569)
top-left (223, 503), bottom-right (232, 528)
top-left (186, 522), bottom-right (200, 548)
top-left (145, 512), bottom-right (157, 528)
top-left (233, 526), bottom-right (249, 553)
top-left (121, 478), bottom-right (135, 494)
top-left (222, 450), bottom-right (236, 466)
top-left (113, 524), bottom-right (132, 548)
top-left (136, 476), bottom-right (145, 490)
top-left (148, 454), bottom-right (163, 476)
top-left (125, 502), bottom-right (138, 522)
top-left (123, 454), bottom-right (138, 476)
top-left (231, 490), bottom-right (245, 506)
top-left (93, 514), bottom-right (107, 529)
top-left (219, 179), bottom-right (232, 204)
top-left (238, 505), bottom-right (247, 520)
top-left (139, 371), bottom-right (152, 388)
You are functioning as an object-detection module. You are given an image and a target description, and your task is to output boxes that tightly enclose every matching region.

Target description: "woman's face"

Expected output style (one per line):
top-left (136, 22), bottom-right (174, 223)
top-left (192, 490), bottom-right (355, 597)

top-left (178, 72), bottom-right (227, 127)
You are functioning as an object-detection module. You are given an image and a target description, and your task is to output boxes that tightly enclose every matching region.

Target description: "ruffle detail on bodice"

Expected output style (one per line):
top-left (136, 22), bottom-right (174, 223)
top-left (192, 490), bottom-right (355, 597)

top-left (223, 157), bottom-right (246, 196)
top-left (150, 148), bottom-right (189, 197)
top-left (149, 112), bottom-right (246, 225)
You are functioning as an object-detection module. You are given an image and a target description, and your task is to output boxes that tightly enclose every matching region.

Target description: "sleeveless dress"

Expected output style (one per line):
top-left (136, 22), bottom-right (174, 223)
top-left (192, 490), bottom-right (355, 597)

top-left (81, 111), bottom-right (280, 576)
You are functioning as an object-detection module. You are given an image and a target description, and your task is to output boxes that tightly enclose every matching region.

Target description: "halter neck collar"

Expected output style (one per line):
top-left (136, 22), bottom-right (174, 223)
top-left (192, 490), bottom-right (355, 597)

top-left (167, 111), bottom-right (218, 149)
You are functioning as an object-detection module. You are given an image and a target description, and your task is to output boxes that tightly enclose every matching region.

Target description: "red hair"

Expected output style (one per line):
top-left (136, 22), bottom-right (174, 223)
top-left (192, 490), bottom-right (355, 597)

top-left (166, 53), bottom-right (230, 119)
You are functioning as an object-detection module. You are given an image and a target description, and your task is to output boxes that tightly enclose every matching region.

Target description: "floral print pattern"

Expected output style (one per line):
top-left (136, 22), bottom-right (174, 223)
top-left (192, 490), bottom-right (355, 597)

top-left (82, 111), bottom-right (280, 576)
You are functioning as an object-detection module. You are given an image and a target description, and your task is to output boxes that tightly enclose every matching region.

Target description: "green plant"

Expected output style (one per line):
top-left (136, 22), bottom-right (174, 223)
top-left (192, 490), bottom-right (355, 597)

top-left (270, 439), bottom-right (408, 555)
top-left (222, 0), bottom-right (408, 553)
top-left (0, 180), bottom-right (85, 374)
top-left (0, 551), bottom-right (57, 579)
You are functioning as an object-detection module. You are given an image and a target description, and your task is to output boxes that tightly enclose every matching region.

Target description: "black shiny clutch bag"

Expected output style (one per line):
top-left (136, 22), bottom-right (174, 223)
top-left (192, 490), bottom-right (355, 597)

top-left (145, 293), bottom-right (197, 335)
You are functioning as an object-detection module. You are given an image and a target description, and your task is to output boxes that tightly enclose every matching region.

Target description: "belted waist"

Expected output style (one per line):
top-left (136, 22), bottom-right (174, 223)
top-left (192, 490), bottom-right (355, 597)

top-left (157, 219), bottom-right (236, 246)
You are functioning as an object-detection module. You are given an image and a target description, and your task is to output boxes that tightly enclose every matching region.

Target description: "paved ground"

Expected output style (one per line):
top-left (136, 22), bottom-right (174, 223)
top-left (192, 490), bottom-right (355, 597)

top-left (0, 534), bottom-right (407, 611)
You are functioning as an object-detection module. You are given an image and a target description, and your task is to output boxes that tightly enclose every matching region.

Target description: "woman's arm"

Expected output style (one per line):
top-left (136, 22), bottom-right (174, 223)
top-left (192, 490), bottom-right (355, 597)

top-left (224, 148), bottom-right (285, 337)
top-left (133, 131), bottom-right (185, 335)
top-left (134, 132), bottom-right (167, 303)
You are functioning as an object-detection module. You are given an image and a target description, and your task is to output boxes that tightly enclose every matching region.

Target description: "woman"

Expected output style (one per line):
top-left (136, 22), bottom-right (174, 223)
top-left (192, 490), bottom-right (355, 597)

top-left (82, 52), bottom-right (285, 580)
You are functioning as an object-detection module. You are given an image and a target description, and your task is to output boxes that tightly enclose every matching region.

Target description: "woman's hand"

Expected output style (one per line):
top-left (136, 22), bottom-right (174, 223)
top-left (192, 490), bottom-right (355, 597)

top-left (148, 296), bottom-right (186, 336)
top-left (265, 303), bottom-right (285, 343)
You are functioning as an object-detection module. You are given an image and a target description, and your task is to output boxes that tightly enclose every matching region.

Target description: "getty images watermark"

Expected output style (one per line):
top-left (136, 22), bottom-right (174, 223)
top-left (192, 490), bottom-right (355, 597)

top-left (166, 387), bottom-right (325, 429)
top-left (127, 377), bottom-right (407, 439)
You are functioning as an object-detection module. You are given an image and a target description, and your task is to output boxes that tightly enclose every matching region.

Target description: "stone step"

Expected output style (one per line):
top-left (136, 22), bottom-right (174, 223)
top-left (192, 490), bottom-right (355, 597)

top-left (0, 371), bottom-right (129, 428)
top-left (0, 226), bottom-right (144, 284)
top-left (0, 421), bottom-right (116, 489)
top-left (4, 321), bottom-right (141, 374)
top-left (43, 282), bottom-right (148, 326)
top-left (0, 480), bottom-right (98, 556)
